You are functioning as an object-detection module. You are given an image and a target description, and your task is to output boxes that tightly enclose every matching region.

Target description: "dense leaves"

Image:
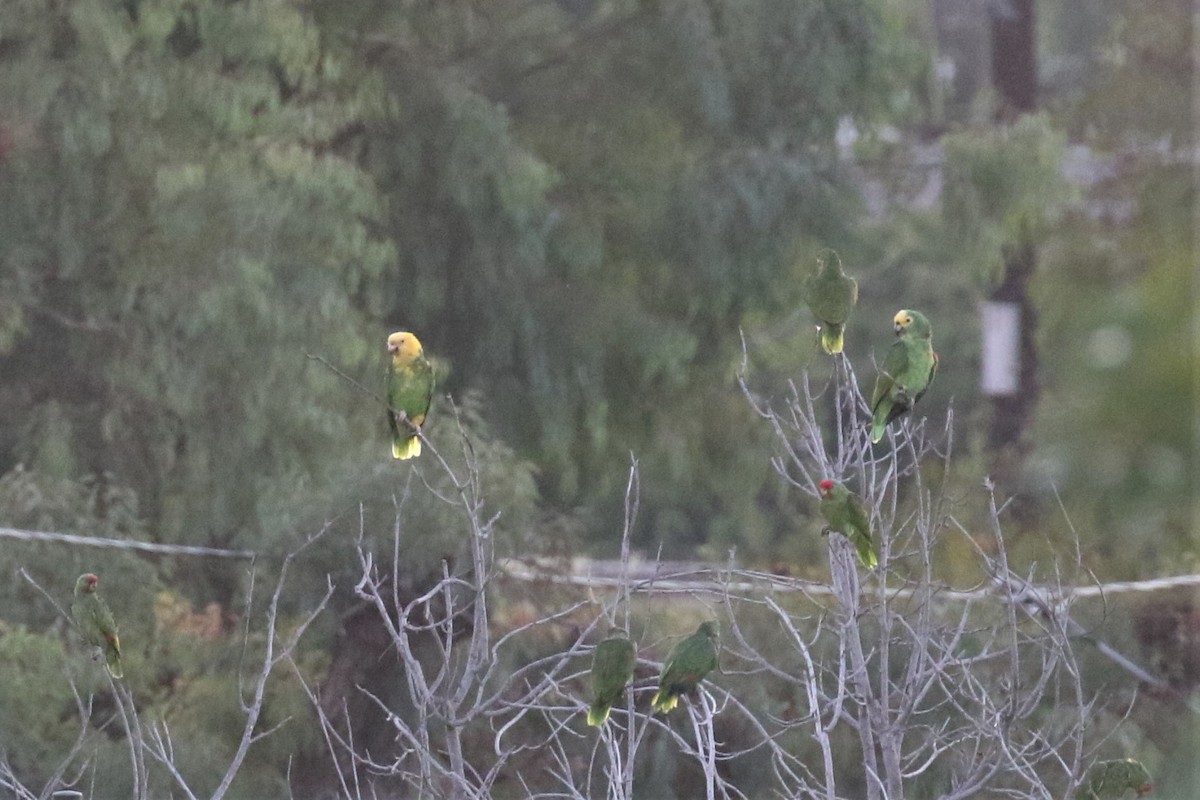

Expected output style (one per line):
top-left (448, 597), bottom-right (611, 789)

top-left (0, 0), bottom-right (1190, 794)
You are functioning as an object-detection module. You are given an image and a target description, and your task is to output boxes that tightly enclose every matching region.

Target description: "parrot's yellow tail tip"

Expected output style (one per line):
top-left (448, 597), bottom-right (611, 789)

top-left (820, 324), bottom-right (845, 355)
top-left (392, 437), bottom-right (422, 460)
top-left (586, 705), bottom-right (610, 727)
top-left (651, 690), bottom-right (679, 714)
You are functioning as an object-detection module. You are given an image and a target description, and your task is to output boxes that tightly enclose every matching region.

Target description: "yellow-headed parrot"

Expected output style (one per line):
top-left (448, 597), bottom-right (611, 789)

top-left (870, 309), bottom-right (937, 443)
top-left (386, 331), bottom-right (434, 459)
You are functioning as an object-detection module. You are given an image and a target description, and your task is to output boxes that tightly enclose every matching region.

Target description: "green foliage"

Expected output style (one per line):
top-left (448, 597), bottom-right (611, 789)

top-left (0, 467), bottom-right (159, 631)
top-left (941, 114), bottom-right (1073, 285)
top-left (0, 627), bottom-right (79, 783)
top-left (1023, 0), bottom-right (1193, 574)
top-left (0, 0), bottom-right (394, 567)
top-left (322, 0), bottom-right (930, 557)
top-left (1058, 0), bottom-right (1193, 147)
top-left (1031, 166), bottom-right (1194, 573)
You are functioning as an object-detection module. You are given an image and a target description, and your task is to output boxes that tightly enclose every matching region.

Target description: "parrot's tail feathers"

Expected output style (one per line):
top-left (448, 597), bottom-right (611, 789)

top-left (819, 323), bottom-right (845, 355)
top-left (857, 540), bottom-right (879, 569)
top-left (105, 651), bottom-right (123, 679)
top-left (392, 435), bottom-right (422, 460)
top-left (586, 702), bottom-right (611, 727)
top-left (869, 419), bottom-right (886, 444)
top-left (651, 689), bottom-right (679, 714)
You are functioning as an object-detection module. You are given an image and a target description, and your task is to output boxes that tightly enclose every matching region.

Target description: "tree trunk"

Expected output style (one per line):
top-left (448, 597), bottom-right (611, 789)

top-left (989, 0), bottom-right (1036, 118)
top-left (985, 244), bottom-right (1040, 490)
top-left (986, 0), bottom-right (1039, 491)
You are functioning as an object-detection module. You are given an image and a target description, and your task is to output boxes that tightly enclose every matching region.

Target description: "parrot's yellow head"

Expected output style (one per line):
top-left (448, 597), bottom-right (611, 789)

top-left (387, 331), bottom-right (424, 366)
top-left (893, 309), bottom-right (932, 338)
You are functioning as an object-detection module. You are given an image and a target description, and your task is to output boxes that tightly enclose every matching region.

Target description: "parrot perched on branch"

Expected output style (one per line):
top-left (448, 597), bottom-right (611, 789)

top-left (386, 331), bottom-right (434, 460)
top-left (870, 309), bottom-right (937, 443)
top-left (818, 479), bottom-right (878, 568)
top-left (587, 629), bottom-right (636, 727)
top-left (1077, 759), bottom-right (1153, 798)
top-left (802, 249), bottom-right (858, 355)
top-left (651, 621), bottom-right (718, 713)
top-left (71, 573), bottom-right (123, 679)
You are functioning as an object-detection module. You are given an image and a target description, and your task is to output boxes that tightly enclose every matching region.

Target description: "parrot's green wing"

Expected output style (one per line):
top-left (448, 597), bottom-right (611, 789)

top-left (588, 635), bottom-right (636, 727)
top-left (72, 575), bottom-right (123, 679)
top-left (651, 623), bottom-right (718, 713)
top-left (1077, 759), bottom-right (1153, 799)
top-left (870, 338), bottom-right (911, 429)
top-left (387, 356), bottom-right (434, 460)
top-left (844, 492), bottom-right (877, 568)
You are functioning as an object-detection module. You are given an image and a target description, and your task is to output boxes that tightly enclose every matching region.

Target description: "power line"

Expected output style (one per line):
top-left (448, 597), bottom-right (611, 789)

top-left (498, 558), bottom-right (1200, 600)
top-left (0, 527), bottom-right (256, 559)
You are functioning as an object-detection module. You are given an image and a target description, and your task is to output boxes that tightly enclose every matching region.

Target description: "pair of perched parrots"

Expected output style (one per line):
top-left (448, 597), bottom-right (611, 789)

top-left (587, 621), bottom-right (718, 727)
top-left (803, 250), bottom-right (939, 568)
top-left (802, 249), bottom-right (938, 444)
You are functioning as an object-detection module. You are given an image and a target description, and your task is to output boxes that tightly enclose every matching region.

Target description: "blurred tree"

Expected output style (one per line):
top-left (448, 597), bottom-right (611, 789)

top-left (0, 0), bottom-right (395, 592)
top-left (1027, 0), bottom-right (1194, 571)
top-left (323, 0), bottom-right (928, 556)
top-left (983, 0), bottom-right (1041, 487)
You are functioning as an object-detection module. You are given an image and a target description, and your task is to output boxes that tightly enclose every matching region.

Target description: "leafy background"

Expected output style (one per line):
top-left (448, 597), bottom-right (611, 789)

top-left (0, 0), bottom-right (1193, 795)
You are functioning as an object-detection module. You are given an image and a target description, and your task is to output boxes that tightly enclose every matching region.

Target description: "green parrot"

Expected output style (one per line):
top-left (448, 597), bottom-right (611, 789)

top-left (71, 573), bottom-right (123, 679)
top-left (651, 621), bottom-right (718, 713)
top-left (587, 629), bottom-right (636, 727)
top-left (802, 249), bottom-right (858, 354)
top-left (869, 309), bottom-right (938, 444)
top-left (1077, 759), bottom-right (1153, 798)
top-left (386, 331), bottom-right (435, 460)
top-left (818, 479), bottom-right (878, 568)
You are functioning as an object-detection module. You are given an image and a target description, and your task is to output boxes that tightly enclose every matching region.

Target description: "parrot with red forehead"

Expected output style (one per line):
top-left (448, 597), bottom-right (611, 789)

top-left (802, 249), bottom-right (858, 354)
top-left (818, 480), bottom-right (877, 568)
top-left (870, 309), bottom-right (937, 443)
top-left (71, 573), bottom-right (123, 678)
top-left (1077, 759), bottom-right (1153, 798)
top-left (386, 331), bottom-right (434, 459)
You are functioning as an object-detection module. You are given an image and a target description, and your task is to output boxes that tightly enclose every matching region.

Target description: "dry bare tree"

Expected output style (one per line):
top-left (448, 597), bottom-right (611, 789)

top-left (293, 360), bottom-right (1140, 800)
top-left (8, 359), bottom-right (1156, 798)
top-left (1, 532), bottom-right (331, 800)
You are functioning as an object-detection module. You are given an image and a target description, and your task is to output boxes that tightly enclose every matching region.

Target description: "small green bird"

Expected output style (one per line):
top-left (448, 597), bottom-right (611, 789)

top-left (386, 331), bottom-right (435, 460)
top-left (870, 309), bottom-right (938, 443)
top-left (587, 629), bottom-right (636, 727)
top-left (818, 479), bottom-right (878, 568)
top-left (71, 573), bottom-right (123, 679)
top-left (1077, 759), bottom-right (1153, 798)
top-left (802, 249), bottom-right (858, 354)
top-left (651, 621), bottom-right (718, 713)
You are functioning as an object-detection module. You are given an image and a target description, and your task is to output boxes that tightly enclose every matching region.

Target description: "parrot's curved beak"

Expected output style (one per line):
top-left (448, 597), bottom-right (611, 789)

top-left (387, 344), bottom-right (398, 354)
